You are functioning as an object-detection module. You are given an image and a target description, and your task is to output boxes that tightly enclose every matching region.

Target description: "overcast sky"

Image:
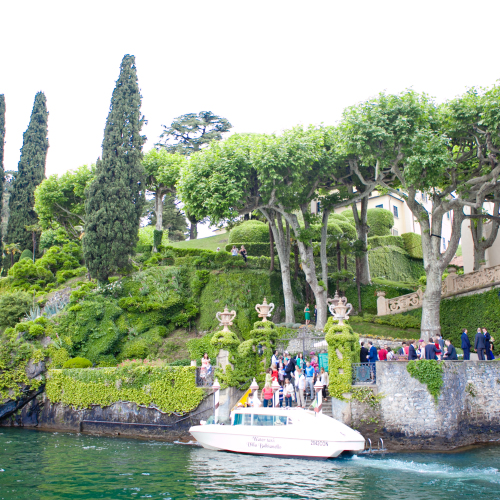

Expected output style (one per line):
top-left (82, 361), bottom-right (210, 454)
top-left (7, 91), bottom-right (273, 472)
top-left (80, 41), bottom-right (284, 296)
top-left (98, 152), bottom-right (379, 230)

top-left (2, 0), bottom-right (500, 236)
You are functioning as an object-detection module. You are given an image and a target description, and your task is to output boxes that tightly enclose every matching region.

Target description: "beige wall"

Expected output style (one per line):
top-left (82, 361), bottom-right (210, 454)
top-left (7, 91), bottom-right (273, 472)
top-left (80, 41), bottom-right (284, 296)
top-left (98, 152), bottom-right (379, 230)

top-left (461, 217), bottom-right (500, 274)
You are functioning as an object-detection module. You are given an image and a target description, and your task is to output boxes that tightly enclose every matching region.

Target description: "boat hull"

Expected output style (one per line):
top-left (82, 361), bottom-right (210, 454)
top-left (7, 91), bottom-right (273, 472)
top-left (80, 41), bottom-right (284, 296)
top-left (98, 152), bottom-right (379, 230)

top-left (190, 426), bottom-right (364, 459)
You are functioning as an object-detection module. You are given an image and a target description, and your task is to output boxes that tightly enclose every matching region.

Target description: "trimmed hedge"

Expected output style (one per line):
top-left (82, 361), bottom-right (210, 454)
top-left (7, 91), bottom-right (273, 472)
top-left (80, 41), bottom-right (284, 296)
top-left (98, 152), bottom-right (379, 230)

top-left (225, 243), bottom-right (272, 257)
top-left (368, 235), bottom-right (405, 249)
top-left (20, 249), bottom-right (33, 261)
top-left (368, 245), bottom-right (424, 282)
top-left (228, 220), bottom-right (269, 244)
top-left (402, 232), bottom-right (424, 259)
top-left (341, 207), bottom-right (394, 236)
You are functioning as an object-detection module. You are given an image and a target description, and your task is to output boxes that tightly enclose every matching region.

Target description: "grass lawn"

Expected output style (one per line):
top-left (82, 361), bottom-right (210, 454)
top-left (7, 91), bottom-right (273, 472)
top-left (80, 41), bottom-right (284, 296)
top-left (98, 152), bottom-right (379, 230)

top-left (352, 321), bottom-right (421, 340)
top-left (166, 233), bottom-right (229, 252)
top-left (371, 277), bottom-right (419, 289)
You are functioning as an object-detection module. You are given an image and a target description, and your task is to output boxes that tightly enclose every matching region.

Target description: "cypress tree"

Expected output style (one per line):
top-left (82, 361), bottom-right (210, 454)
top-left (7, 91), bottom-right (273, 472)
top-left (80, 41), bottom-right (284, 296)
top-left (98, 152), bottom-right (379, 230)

top-left (0, 95), bottom-right (5, 250)
top-left (83, 55), bottom-right (146, 282)
top-left (6, 92), bottom-right (48, 256)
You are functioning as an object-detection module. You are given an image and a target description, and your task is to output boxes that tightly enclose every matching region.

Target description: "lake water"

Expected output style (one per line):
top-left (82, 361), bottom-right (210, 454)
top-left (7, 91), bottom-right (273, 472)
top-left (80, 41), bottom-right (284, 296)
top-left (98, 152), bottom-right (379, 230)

top-left (1, 428), bottom-right (500, 499)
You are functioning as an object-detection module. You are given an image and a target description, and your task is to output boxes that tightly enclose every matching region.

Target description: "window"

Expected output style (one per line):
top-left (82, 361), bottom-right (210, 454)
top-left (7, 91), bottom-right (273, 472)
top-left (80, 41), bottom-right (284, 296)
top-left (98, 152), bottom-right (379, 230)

top-left (233, 413), bottom-right (252, 426)
top-left (447, 212), bottom-right (450, 220)
top-left (376, 204), bottom-right (383, 209)
top-left (393, 228), bottom-right (399, 236)
top-left (442, 238), bottom-right (446, 250)
top-left (393, 206), bottom-right (399, 218)
top-left (317, 201), bottom-right (321, 214)
top-left (251, 414), bottom-right (287, 426)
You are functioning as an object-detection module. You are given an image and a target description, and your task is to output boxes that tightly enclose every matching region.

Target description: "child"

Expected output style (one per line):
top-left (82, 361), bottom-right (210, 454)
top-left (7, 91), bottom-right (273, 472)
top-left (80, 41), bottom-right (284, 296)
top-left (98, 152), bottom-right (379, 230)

top-left (278, 384), bottom-right (284, 407)
top-left (284, 378), bottom-right (294, 407)
top-left (271, 364), bottom-right (279, 382)
top-left (278, 361), bottom-right (285, 386)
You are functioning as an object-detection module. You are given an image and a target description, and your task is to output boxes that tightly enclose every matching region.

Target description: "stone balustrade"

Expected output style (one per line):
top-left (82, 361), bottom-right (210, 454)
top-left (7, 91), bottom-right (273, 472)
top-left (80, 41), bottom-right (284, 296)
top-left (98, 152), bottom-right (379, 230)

top-left (377, 263), bottom-right (500, 316)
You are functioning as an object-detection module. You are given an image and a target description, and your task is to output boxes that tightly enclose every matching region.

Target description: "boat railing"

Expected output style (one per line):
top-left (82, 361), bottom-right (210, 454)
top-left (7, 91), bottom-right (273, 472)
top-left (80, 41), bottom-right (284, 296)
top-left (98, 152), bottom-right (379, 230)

top-left (351, 363), bottom-right (376, 385)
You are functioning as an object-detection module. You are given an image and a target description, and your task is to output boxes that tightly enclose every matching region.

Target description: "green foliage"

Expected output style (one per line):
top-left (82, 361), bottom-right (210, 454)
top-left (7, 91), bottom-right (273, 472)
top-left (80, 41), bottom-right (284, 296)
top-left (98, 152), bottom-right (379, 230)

top-left (351, 387), bottom-right (384, 408)
top-left (34, 164), bottom-right (94, 240)
top-left (366, 208), bottom-right (394, 236)
top-left (83, 55), bottom-right (145, 282)
top-left (406, 360), bottom-right (443, 403)
top-left (198, 270), bottom-right (283, 337)
top-left (191, 269), bottom-right (210, 296)
top-left (47, 347), bottom-right (70, 368)
top-left (368, 235), bottom-right (405, 249)
top-left (5, 92), bottom-right (49, 255)
top-left (343, 283), bottom-right (415, 315)
top-left (325, 321), bottom-right (360, 400)
top-left (46, 366), bottom-right (204, 414)
top-left (0, 291), bottom-right (32, 328)
top-left (211, 329), bottom-right (240, 350)
top-left (228, 220), bottom-right (269, 244)
top-left (401, 232), bottom-right (423, 259)
top-left (368, 245), bottom-right (424, 282)
top-left (361, 313), bottom-right (420, 330)
top-left (20, 249), bottom-right (33, 261)
top-left (186, 333), bottom-right (217, 361)
top-left (329, 213), bottom-right (349, 223)
top-left (0, 95), bottom-right (4, 252)
top-left (63, 357), bottom-right (93, 369)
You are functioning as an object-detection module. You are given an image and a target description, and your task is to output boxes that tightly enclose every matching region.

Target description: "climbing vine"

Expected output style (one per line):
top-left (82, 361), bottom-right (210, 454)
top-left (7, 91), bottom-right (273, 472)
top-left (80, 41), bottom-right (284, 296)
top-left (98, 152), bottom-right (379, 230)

top-left (351, 387), bottom-right (384, 408)
top-left (325, 317), bottom-right (360, 401)
top-left (45, 365), bottom-right (204, 414)
top-left (406, 360), bottom-right (444, 403)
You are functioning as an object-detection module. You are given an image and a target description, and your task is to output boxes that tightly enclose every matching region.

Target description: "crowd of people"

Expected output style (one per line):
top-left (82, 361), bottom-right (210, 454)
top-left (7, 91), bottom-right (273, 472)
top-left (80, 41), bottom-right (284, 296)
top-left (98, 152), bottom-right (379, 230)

top-left (258, 350), bottom-right (329, 408)
top-left (359, 328), bottom-right (495, 364)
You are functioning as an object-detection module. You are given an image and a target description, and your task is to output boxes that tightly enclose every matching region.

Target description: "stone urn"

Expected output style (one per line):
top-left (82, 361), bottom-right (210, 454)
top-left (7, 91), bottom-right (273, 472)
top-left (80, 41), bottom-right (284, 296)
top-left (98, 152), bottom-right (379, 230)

top-left (216, 306), bottom-right (236, 332)
top-left (328, 295), bottom-right (353, 325)
top-left (255, 297), bottom-right (275, 322)
top-left (327, 290), bottom-right (342, 310)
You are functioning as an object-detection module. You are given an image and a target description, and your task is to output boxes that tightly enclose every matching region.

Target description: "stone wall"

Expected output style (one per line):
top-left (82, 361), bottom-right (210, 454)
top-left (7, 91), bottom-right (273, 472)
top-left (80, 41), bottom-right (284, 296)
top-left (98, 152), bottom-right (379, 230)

top-left (0, 386), bottom-right (245, 442)
top-left (344, 361), bottom-right (500, 450)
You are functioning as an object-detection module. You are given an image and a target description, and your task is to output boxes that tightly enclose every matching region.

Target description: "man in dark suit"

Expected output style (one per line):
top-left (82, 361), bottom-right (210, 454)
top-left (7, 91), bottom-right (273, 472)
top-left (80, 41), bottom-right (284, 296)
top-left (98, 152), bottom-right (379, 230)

top-left (424, 338), bottom-right (439, 360)
top-left (443, 340), bottom-right (458, 360)
top-left (461, 328), bottom-right (471, 360)
top-left (408, 340), bottom-right (418, 360)
top-left (475, 327), bottom-right (486, 360)
top-left (368, 341), bottom-right (378, 363)
top-left (483, 328), bottom-right (492, 360)
top-left (360, 342), bottom-right (369, 363)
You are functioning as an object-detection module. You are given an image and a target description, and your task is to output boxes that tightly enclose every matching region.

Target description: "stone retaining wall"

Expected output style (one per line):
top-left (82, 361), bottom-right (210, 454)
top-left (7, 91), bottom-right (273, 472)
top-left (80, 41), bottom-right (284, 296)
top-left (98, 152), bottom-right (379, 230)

top-left (344, 361), bottom-right (500, 450)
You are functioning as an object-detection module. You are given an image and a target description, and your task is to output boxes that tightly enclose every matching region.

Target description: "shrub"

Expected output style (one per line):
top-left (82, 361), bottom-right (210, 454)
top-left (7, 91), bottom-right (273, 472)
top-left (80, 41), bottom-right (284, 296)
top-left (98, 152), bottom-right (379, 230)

top-left (47, 347), bottom-right (70, 368)
top-left (8, 259), bottom-right (55, 285)
top-left (228, 220), bottom-right (269, 244)
top-left (368, 235), bottom-right (405, 249)
top-left (186, 332), bottom-right (217, 361)
top-left (0, 291), bottom-right (33, 328)
top-left (20, 249), bottom-right (33, 261)
top-left (63, 357), bottom-right (93, 368)
top-left (329, 213), bottom-right (349, 223)
top-left (341, 208), bottom-right (394, 236)
top-left (368, 246), bottom-right (424, 282)
top-left (336, 220), bottom-right (357, 240)
top-left (401, 232), bottom-right (424, 259)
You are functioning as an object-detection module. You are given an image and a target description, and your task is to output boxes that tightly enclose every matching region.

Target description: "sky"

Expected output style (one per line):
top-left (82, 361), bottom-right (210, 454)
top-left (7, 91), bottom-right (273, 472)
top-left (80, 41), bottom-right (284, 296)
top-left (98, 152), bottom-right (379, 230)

top-left (2, 0), bottom-right (500, 237)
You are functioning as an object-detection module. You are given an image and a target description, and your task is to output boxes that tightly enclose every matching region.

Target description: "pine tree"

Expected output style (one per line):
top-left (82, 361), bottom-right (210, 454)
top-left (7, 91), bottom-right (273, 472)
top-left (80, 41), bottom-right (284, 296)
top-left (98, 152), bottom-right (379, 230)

top-left (83, 55), bottom-right (146, 282)
top-left (5, 92), bottom-right (49, 257)
top-left (0, 95), bottom-right (5, 250)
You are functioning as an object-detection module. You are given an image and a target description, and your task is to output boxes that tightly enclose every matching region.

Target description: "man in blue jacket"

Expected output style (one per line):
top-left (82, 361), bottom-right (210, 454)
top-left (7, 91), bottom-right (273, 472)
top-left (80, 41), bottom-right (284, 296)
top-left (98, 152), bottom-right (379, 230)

top-left (461, 328), bottom-right (471, 360)
top-left (483, 328), bottom-right (492, 360)
top-left (408, 340), bottom-right (418, 360)
top-left (474, 327), bottom-right (486, 360)
top-left (368, 341), bottom-right (378, 383)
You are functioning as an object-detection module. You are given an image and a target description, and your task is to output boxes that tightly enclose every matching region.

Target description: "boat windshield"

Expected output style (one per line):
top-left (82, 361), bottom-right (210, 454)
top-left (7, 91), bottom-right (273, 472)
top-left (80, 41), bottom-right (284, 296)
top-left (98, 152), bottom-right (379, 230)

top-left (233, 413), bottom-right (288, 426)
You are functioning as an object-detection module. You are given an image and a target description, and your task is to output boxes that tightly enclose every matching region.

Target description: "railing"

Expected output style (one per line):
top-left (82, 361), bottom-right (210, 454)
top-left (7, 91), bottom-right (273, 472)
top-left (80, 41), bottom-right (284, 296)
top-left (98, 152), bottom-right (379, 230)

top-left (377, 263), bottom-right (500, 316)
top-left (352, 363), bottom-right (376, 384)
top-left (195, 367), bottom-right (214, 387)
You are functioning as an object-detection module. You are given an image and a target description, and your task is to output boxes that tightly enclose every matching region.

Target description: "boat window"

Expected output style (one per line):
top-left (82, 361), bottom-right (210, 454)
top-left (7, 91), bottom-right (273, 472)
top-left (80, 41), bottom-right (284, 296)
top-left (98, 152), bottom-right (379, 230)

top-left (233, 413), bottom-right (252, 426)
top-left (252, 414), bottom-right (274, 426)
top-left (274, 416), bottom-right (287, 426)
top-left (287, 418), bottom-right (293, 425)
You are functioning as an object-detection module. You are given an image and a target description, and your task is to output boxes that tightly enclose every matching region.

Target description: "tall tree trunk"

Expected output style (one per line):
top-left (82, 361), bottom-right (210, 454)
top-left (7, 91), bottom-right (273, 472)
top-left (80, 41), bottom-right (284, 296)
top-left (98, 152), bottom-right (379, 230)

top-left (421, 264), bottom-right (443, 340)
top-left (470, 200), bottom-right (500, 271)
top-left (269, 223), bottom-right (275, 272)
top-left (260, 208), bottom-right (295, 323)
top-left (187, 213), bottom-right (198, 240)
top-left (284, 207), bottom-right (328, 329)
top-left (319, 209), bottom-right (330, 295)
top-left (293, 242), bottom-right (299, 280)
top-left (352, 196), bottom-right (371, 285)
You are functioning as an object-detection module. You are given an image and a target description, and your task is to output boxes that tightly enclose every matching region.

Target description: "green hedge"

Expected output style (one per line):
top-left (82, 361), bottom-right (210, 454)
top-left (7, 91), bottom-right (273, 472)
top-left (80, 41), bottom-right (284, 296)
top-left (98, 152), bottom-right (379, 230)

top-left (341, 207), bottom-right (394, 236)
top-left (225, 243), bottom-right (272, 257)
top-left (20, 249), bottom-right (33, 261)
top-left (46, 366), bottom-right (204, 414)
top-left (228, 220), bottom-right (269, 244)
top-left (406, 288), bottom-right (500, 347)
top-left (368, 245), bottom-right (424, 282)
top-left (402, 232), bottom-right (424, 259)
top-left (368, 235), bottom-right (405, 249)
top-left (0, 291), bottom-right (33, 328)
top-left (343, 283), bottom-right (415, 315)
top-left (198, 270), bottom-right (283, 337)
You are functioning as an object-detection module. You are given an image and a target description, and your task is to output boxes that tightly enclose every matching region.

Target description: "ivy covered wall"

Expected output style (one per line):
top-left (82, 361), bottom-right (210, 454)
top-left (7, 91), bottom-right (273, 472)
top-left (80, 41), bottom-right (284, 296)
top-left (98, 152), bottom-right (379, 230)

top-left (46, 366), bottom-right (204, 414)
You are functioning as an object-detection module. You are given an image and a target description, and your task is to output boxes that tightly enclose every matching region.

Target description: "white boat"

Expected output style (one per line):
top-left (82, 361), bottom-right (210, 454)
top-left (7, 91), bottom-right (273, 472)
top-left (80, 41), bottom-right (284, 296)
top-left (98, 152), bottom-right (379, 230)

top-left (189, 407), bottom-right (365, 459)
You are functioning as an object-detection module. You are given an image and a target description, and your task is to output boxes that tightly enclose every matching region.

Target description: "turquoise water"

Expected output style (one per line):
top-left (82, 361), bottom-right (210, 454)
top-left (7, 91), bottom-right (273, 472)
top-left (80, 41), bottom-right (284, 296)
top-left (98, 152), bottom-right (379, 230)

top-left (1, 428), bottom-right (500, 499)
